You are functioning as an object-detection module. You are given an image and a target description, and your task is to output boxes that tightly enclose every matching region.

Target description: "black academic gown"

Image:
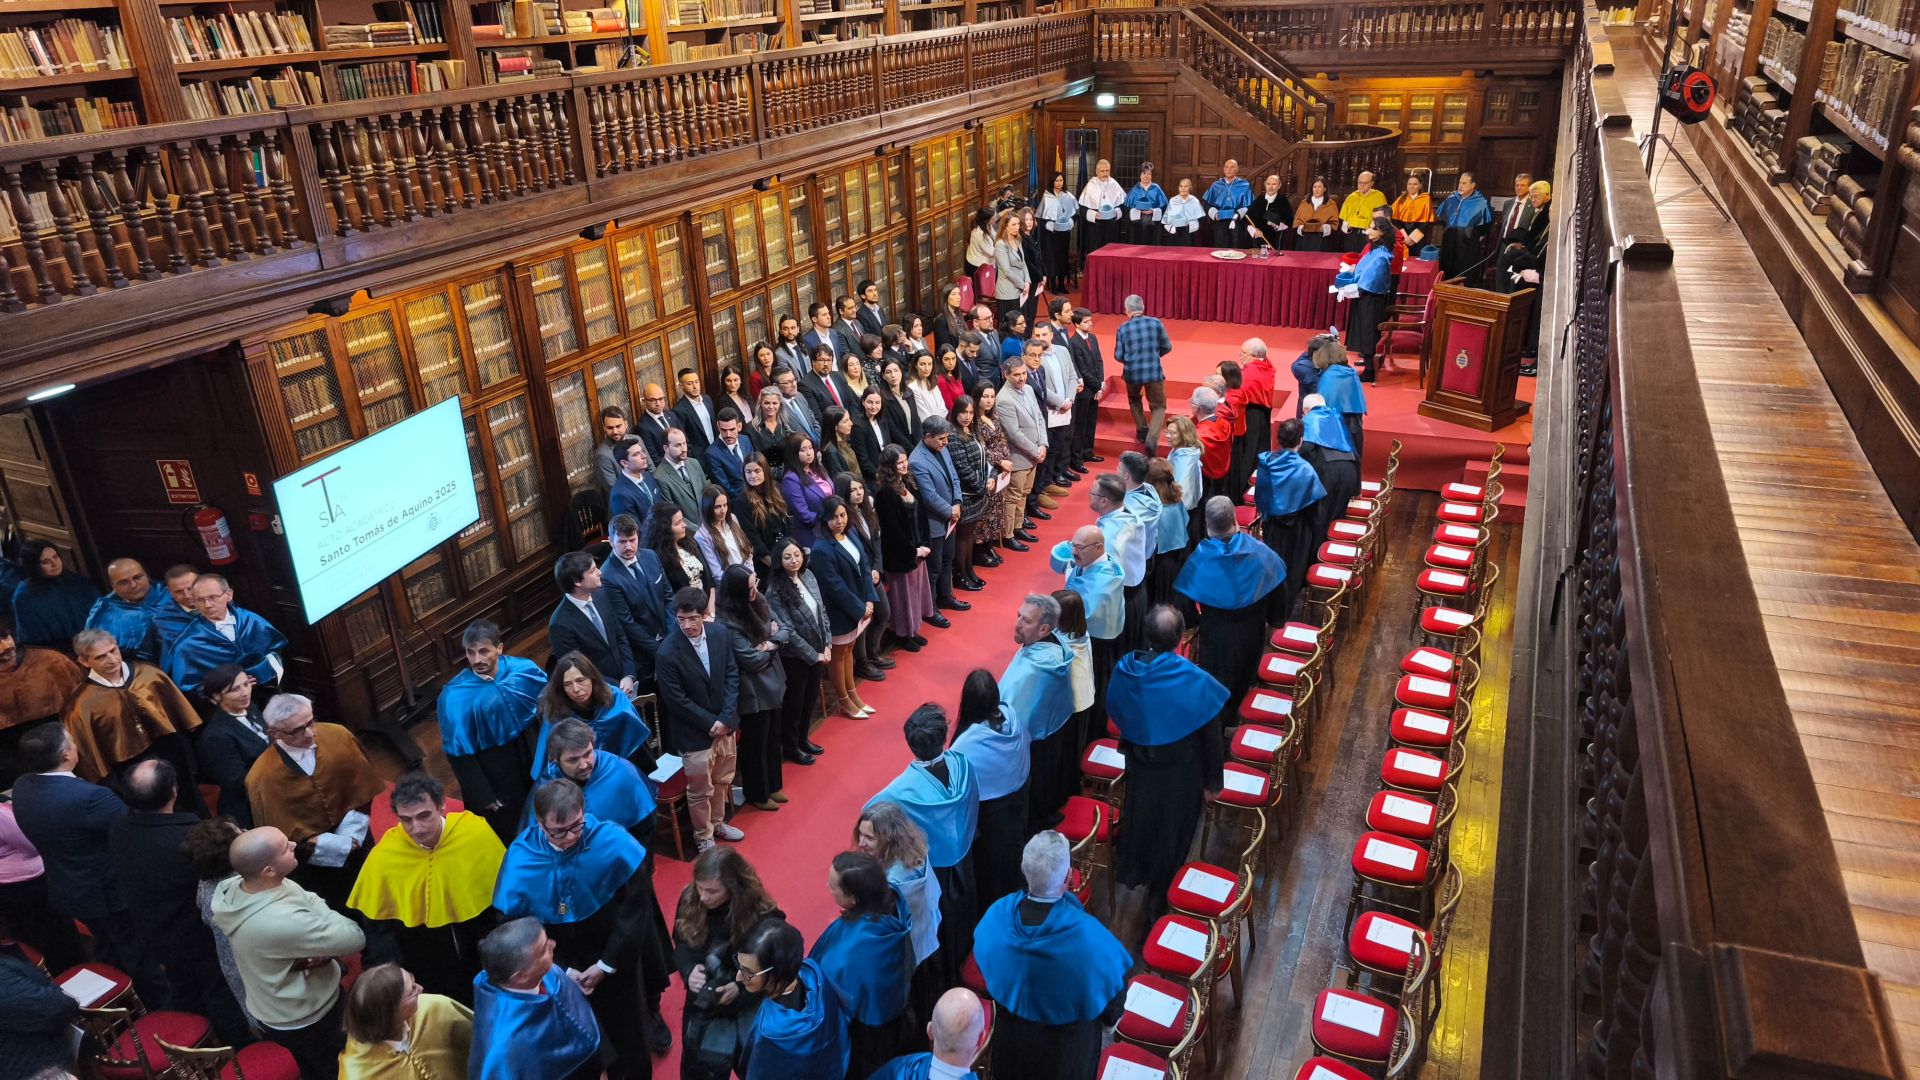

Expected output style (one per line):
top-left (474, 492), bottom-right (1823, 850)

top-left (447, 729), bottom-right (539, 843)
top-left (545, 866), bottom-right (660, 1079)
top-left (366, 915), bottom-right (495, 1007)
top-left (1263, 507), bottom-right (1318, 624)
top-left (988, 899), bottom-right (1127, 1080)
top-left (1299, 442), bottom-right (1361, 547)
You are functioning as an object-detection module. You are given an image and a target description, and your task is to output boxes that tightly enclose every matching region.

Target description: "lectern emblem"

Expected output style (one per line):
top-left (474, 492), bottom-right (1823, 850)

top-left (1453, 349), bottom-right (1470, 369)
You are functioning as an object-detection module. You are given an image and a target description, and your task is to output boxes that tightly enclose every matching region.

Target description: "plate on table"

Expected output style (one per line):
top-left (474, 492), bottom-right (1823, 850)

top-left (1209, 249), bottom-right (1249, 260)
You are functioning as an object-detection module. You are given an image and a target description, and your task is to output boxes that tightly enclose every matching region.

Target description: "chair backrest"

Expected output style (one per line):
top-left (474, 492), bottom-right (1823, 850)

top-left (564, 488), bottom-right (610, 552)
top-left (158, 1040), bottom-right (241, 1080)
top-left (953, 274), bottom-right (975, 310)
top-left (77, 1006), bottom-right (151, 1077)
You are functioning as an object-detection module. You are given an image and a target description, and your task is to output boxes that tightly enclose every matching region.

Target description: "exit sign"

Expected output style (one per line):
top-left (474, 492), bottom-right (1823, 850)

top-left (1115, 95), bottom-right (1140, 105)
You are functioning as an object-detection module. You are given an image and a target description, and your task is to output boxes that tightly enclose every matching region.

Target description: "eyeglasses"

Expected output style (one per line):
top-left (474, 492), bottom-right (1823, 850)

top-left (542, 818), bottom-right (585, 840)
top-left (737, 962), bottom-right (769, 981)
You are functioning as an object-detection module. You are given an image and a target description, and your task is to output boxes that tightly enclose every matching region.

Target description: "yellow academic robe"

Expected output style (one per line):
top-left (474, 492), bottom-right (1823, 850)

top-left (347, 811), bottom-right (505, 928)
top-left (339, 992), bottom-right (474, 1080)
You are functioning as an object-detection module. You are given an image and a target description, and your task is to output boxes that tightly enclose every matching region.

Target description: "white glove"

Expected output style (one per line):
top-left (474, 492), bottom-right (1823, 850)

top-left (1520, 268), bottom-right (1541, 284)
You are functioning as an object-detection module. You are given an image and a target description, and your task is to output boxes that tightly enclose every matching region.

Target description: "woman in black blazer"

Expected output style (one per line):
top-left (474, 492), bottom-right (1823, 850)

top-left (851, 388), bottom-right (887, 482)
top-left (810, 495), bottom-right (878, 719)
top-left (874, 358), bottom-right (920, 449)
top-left (871, 446), bottom-right (933, 647)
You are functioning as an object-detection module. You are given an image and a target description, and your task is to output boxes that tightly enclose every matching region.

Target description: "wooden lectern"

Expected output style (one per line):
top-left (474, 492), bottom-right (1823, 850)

top-left (1417, 282), bottom-right (1534, 431)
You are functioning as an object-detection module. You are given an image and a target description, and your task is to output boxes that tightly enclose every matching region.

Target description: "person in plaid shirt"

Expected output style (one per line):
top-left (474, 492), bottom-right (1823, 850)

top-left (1111, 294), bottom-right (1173, 456)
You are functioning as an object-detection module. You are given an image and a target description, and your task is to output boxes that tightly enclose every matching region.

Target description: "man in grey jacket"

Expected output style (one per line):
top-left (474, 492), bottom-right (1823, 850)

top-left (995, 351), bottom-right (1048, 552)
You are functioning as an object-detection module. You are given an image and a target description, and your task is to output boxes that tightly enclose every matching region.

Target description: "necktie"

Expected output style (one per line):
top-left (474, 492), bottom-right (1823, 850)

top-left (583, 599), bottom-right (606, 640)
top-left (826, 379), bottom-right (841, 407)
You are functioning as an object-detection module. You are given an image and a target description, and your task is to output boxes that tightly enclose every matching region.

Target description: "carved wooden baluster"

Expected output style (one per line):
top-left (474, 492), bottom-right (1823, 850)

top-left (171, 140), bottom-right (222, 268)
top-left (234, 134), bottom-right (275, 254)
top-left (337, 123), bottom-right (378, 231)
top-left (403, 112), bottom-right (436, 218)
top-left (2, 166), bottom-right (58, 304)
top-left (677, 74), bottom-right (702, 156)
top-left (606, 88), bottom-right (632, 171)
top-left (502, 98), bottom-right (536, 193)
top-left (425, 109), bottom-right (457, 213)
top-left (697, 74), bottom-right (719, 152)
top-left (361, 118), bottom-right (398, 226)
top-left (518, 97), bottom-right (549, 192)
top-left (381, 116), bottom-right (418, 222)
top-left (259, 131), bottom-right (301, 245)
top-left (72, 155), bottom-right (128, 288)
top-left (459, 104), bottom-right (496, 204)
top-left (0, 216), bottom-right (20, 310)
top-left (654, 77), bottom-right (679, 162)
top-left (489, 102), bottom-right (526, 197)
top-left (536, 96), bottom-right (565, 187)
top-left (447, 106), bottom-right (483, 206)
top-left (141, 155), bottom-right (189, 274)
top-left (729, 71), bottom-right (748, 146)
top-left (106, 150), bottom-right (158, 280)
top-left (586, 89), bottom-right (610, 176)
top-left (550, 93), bottom-right (577, 185)
top-left (311, 125), bottom-right (351, 235)
top-left (35, 165), bottom-right (96, 295)
top-left (199, 139), bottom-right (248, 260)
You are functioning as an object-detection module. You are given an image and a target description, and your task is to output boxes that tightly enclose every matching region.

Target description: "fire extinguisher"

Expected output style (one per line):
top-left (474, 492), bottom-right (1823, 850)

top-left (191, 506), bottom-right (239, 566)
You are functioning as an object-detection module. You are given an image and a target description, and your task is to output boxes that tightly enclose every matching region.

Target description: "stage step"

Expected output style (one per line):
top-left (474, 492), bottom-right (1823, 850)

top-left (1459, 459), bottom-right (1529, 524)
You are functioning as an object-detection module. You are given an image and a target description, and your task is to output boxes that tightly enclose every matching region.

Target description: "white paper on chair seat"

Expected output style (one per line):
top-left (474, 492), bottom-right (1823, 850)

top-left (1308, 1068), bottom-right (1350, 1080)
top-left (1102, 1056), bottom-right (1167, 1080)
top-left (1327, 542), bottom-right (1359, 558)
top-left (1438, 524), bottom-right (1478, 541)
top-left (1320, 993), bottom-right (1388, 1034)
top-left (1430, 608), bottom-right (1471, 627)
top-left (1125, 980), bottom-right (1184, 1027)
top-left (1433, 544), bottom-right (1472, 561)
top-left (1332, 522), bottom-right (1366, 537)
top-left (1402, 711), bottom-right (1451, 735)
top-left (57, 968), bottom-right (117, 1007)
top-left (1441, 501), bottom-right (1477, 515)
top-left (1407, 676), bottom-right (1453, 698)
top-left (1221, 768), bottom-right (1265, 795)
top-left (1282, 625), bottom-right (1317, 645)
top-left (1179, 867), bottom-right (1233, 902)
top-left (649, 754), bottom-right (684, 784)
top-left (1088, 743), bottom-right (1127, 770)
top-left (1409, 650), bottom-right (1451, 673)
top-left (1251, 694), bottom-right (1292, 716)
top-left (1429, 570), bottom-right (1468, 588)
top-left (1318, 566), bottom-right (1353, 582)
top-left (1380, 794), bottom-right (1434, 824)
top-left (1365, 918), bottom-right (1419, 952)
top-left (1364, 837), bottom-right (1420, 871)
top-left (1158, 920), bottom-right (1209, 961)
top-left (1393, 751), bottom-right (1443, 778)
top-left (1241, 728), bottom-right (1284, 752)
top-left (1266, 656), bottom-right (1304, 676)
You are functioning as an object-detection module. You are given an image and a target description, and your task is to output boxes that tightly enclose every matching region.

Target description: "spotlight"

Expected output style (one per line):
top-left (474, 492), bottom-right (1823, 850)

top-left (580, 222), bottom-right (609, 241)
top-left (307, 295), bottom-right (353, 318)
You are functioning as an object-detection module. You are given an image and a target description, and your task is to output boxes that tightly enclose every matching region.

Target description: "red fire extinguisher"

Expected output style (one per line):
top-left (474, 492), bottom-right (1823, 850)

top-left (192, 506), bottom-right (238, 566)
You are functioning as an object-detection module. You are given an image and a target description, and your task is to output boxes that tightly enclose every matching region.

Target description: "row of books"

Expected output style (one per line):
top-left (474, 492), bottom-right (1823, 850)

top-left (336, 57), bottom-right (467, 98)
top-left (1837, 0), bottom-right (1918, 44)
top-left (374, 0), bottom-right (449, 44)
top-left (0, 20), bottom-right (132, 79)
top-left (180, 67), bottom-right (324, 117)
top-left (1819, 36), bottom-right (1905, 149)
top-left (799, 21), bottom-right (877, 42)
top-left (0, 93), bottom-right (138, 143)
top-left (165, 11), bottom-right (317, 65)
top-left (668, 0), bottom-right (776, 23)
top-left (486, 48), bottom-right (562, 79)
top-left (900, 8), bottom-right (961, 27)
top-left (1760, 16), bottom-right (1806, 84)
top-left (324, 21), bottom-right (417, 48)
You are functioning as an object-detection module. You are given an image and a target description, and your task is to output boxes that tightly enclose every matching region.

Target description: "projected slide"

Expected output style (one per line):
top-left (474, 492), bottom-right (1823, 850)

top-left (274, 396), bottom-right (481, 623)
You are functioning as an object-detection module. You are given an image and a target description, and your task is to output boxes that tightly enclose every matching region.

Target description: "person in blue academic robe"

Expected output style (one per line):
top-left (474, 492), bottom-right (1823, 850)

top-left (529, 681), bottom-right (652, 777)
top-left (810, 853), bottom-right (916, 1079)
top-left (1052, 530), bottom-right (1124, 712)
top-left (972, 831), bottom-right (1130, 1080)
top-left (866, 987), bottom-right (989, 1080)
top-left (83, 560), bottom-right (173, 662)
top-left (437, 623), bottom-right (546, 842)
top-left (1176, 496), bottom-right (1288, 729)
top-left (1202, 163), bottom-right (1254, 248)
top-left (162, 584), bottom-right (287, 696)
top-left (1254, 418), bottom-right (1328, 623)
top-left (1317, 359), bottom-right (1368, 463)
top-left (1122, 166), bottom-right (1168, 246)
top-left (494, 783), bottom-right (660, 1079)
top-left (1436, 173), bottom-right (1495, 281)
top-left (737, 920), bottom-right (850, 1080)
top-left (1339, 227), bottom-right (1397, 376)
top-left (471, 918), bottom-right (603, 1080)
top-left (1300, 398), bottom-right (1362, 542)
top-left (1106, 605), bottom-right (1231, 912)
top-left (867, 705), bottom-right (982, 986)
top-left (997, 596), bottom-right (1076, 831)
top-left (950, 673), bottom-right (1030, 910)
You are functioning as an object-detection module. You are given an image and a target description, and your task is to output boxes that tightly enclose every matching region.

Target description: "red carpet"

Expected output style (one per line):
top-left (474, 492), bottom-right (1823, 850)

top-left (646, 479), bottom-right (1101, 1074)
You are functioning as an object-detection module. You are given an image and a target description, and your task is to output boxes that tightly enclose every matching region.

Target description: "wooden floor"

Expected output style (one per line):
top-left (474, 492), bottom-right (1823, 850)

top-left (1609, 48), bottom-right (1920, 1076)
top-left (1183, 492), bottom-right (1521, 1078)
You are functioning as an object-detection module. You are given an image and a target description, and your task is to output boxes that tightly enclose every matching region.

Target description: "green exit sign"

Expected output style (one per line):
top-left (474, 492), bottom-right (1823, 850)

top-left (1115, 95), bottom-right (1141, 105)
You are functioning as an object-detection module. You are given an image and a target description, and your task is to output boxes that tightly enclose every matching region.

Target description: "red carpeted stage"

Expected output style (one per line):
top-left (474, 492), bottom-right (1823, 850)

top-left (643, 310), bottom-right (1528, 1073)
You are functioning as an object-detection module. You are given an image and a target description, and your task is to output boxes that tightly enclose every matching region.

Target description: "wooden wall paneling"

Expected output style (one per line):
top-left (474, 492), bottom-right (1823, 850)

top-left (0, 412), bottom-right (81, 569)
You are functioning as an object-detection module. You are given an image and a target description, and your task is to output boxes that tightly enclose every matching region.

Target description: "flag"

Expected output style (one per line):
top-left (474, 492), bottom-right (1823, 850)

top-left (1027, 124), bottom-right (1039, 197)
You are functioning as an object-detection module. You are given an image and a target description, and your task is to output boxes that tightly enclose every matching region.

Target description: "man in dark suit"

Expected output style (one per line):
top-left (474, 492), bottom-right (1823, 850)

top-left (10, 723), bottom-right (160, 1000)
top-left (971, 305), bottom-right (1005, 386)
top-left (651, 427), bottom-right (711, 522)
top-left (633, 384), bottom-right (679, 463)
top-left (546, 552), bottom-right (636, 692)
top-left (195, 661), bottom-right (270, 825)
top-left (703, 410), bottom-right (749, 497)
top-left (671, 368), bottom-right (717, 460)
top-left (1068, 307), bottom-right (1107, 468)
top-left (856, 279), bottom-right (889, 336)
top-left (773, 313), bottom-right (808, 375)
top-left (599, 515), bottom-right (673, 692)
top-left (800, 345), bottom-right (854, 418)
top-left (774, 368), bottom-right (819, 443)
top-left (607, 436), bottom-right (660, 527)
top-left (800, 301), bottom-right (840, 366)
top-left (910, 416), bottom-right (972, 610)
top-left (109, 760), bottom-right (249, 1041)
top-left (832, 295), bottom-right (867, 359)
top-left (654, 587), bottom-right (742, 854)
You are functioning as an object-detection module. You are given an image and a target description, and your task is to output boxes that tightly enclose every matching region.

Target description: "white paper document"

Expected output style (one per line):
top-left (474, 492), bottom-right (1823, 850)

top-left (1393, 751), bottom-right (1443, 778)
top-left (1326, 542), bottom-right (1359, 558)
top-left (1429, 571), bottom-right (1468, 588)
top-left (1380, 794), bottom-right (1433, 824)
top-left (1158, 920), bottom-right (1209, 961)
top-left (649, 753), bottom-right (684, 784)
top-left (1318, 566), bottom-right (1353, 582)
top-left (1320, 993), bottom-right (1387, 1033)
top-left (1087, 743), bottom-right (1127, 770)
top-left (1364, 837), bottom-right (1419, 871)
top-left (1178, 867), bottom-right (1232, 902)
top-left (1250, 693), bottom-right (1291, 717)
top-left (1365, 917), bottom-right (1419, 952)
top-left (1240, 728), bottom-right (1283, 752)
top-left (1125, 980), bottom-right (1184, 1028)
top-left (57, 968), bottom-right (118, 1007)
top-left (1407, 676), bottom-right (1453, 698)
top-left (1102, 1056), bottom-right (1166, 1080)
top-left (1401, 711), bottom-right (1451, 735)
top-left (1409, 650), bottom-right (1451, 673)
top-left (1221, 768), bottom-right (1265, 796)
top-left (1433, 544), bottom-right (1472, 560)
top-left (1265, 656), bottom-right (1303, 677)
top-left (1281, 625), bottom-right (1317, 645)
top-left (1441, 502), bottom-right (1477, 516)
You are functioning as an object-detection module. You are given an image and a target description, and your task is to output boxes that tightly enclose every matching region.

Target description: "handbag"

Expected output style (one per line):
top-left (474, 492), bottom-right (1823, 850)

top-left (683, 1007), bottom-right (744, 1077)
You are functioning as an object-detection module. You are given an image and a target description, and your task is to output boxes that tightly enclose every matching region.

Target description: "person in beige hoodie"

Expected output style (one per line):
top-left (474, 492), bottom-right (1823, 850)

top-left (210, 826), bottom-right (365, 1078)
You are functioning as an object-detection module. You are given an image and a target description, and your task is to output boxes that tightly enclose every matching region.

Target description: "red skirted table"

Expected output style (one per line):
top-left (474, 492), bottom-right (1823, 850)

top-left (1080, 244), bottom-right (1438, 330)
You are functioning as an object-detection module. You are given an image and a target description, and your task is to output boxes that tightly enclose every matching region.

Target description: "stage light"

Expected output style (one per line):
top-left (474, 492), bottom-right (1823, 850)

top-left (26, 383), bottom-right (75, 402)
top-left (1095, 93), bottom-right (1117, 109)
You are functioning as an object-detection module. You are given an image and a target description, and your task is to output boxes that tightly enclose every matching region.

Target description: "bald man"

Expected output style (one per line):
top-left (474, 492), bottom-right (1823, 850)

top-left (868, 987), bottom-right (990, 1078)
top-left (634, 382), bottom-right (679, 462)
top-left (209, 827), bottom-right (364, 1077)
top-left (84, 558), bottom-right (174, 662)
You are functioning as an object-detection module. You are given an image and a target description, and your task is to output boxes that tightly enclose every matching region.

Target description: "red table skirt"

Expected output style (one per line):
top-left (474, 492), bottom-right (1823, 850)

top-left (1081, 244), bottom-right (1437, 330)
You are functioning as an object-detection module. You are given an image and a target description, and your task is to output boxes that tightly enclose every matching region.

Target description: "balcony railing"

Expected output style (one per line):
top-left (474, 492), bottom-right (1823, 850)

top-left (1514, 8), bottom-right (1906, 1078)
top-left (0, 12), bottom-right (1093, 343)
top-left (1217, 0), bottom-right (1578, 53)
